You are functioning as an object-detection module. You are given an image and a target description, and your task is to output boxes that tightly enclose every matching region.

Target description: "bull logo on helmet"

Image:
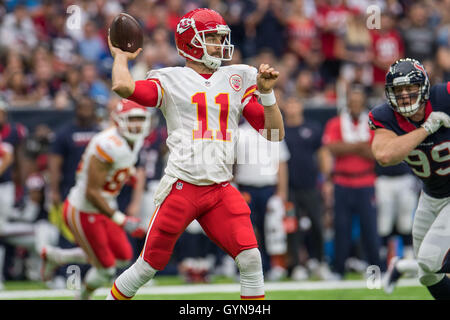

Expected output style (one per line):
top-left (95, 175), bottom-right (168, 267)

top-left (176, 18), bottom-right (192, 34)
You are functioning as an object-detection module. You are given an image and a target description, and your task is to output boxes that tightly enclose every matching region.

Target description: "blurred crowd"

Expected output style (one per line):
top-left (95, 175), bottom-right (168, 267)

top-left (0, 0), bottom-right (442, 286)
top-left (1, 0), bottom-right (450, 110)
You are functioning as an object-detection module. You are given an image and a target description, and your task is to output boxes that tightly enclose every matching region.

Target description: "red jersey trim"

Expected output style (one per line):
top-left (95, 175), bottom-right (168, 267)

top-left (394, 101), bottom-right (432, 133)
top-left (368, 112), bottom-right (385, 129)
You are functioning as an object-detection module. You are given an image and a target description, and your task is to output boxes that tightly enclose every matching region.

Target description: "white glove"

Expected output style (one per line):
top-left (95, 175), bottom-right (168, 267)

top-left (421, 111), bottom-right (450, 134)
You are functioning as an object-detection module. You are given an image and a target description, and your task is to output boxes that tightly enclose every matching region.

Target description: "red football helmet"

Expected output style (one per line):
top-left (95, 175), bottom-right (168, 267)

top-left (112, 99), bottom-right (151, 142)
top-left (175, 8), bottom-right (234, 70)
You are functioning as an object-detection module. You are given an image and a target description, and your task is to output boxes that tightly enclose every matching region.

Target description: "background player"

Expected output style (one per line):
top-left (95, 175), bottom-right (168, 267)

top-left (369, 58), bottom-right (450, 299)
top-left (106, 8), bottom-right (284, 300)
top-left (41, 99), bottom-right (149, 299)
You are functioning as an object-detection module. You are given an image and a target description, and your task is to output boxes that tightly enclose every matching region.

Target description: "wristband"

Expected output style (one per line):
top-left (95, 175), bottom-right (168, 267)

top-left (259, 90), bottom-right (276, 106)
top-left (111, 210), bottom-right (126, 226)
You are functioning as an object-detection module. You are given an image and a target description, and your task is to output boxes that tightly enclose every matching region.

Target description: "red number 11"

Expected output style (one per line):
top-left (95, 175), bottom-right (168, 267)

top-left (192, 92), bottom-right (231, 141)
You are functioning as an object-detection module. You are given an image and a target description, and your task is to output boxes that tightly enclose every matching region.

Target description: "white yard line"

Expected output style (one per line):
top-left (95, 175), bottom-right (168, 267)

top-left (0, 278), bottom-right (421, 300)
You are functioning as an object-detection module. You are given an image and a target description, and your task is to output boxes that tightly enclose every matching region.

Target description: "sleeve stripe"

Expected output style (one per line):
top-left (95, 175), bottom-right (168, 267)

top-left (241, 85), bottom-right (257, 103)
top-left (369, 112), bottom-right (385, 128)
top-left (95, 145), bottom-right (113, 163)
top-left (148, 79), bottom-right (164, 108)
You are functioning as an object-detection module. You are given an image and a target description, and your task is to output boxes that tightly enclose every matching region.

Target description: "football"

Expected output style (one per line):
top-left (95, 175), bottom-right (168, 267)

top-left (109, 13), bottom-right (143, 53)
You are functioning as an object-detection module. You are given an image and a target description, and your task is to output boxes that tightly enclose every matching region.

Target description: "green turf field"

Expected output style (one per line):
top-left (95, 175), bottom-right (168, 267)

top-left (0, 274), bottom-right (433, 300)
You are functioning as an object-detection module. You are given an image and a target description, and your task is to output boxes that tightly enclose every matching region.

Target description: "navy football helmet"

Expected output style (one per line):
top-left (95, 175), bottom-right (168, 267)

top-left (385, 58), bottom-right (430, 117)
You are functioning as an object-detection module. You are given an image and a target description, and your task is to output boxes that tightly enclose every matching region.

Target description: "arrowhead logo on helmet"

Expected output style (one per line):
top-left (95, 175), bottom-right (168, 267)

top-left (176, 18), bottom-right (192, 34)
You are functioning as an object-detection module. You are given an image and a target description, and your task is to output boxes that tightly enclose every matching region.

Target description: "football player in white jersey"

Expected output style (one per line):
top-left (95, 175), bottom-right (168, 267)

top-left (41, 99), bottom-right (150, 299)
top-left (106, 8), bottom-right (284, 300)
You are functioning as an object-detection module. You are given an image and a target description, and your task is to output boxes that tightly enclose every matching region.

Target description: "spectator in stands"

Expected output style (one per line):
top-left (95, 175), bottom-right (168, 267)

top-left (400, 1), bottom-right (436, 62)
top-left (245, 0), bottom-right (287, 58)
top-left (78, 19), bottom-right (108, 64)
top-left (315, 0), bottom-right (355, 83)
top-left (0, 4), bottom-right (38, 52)
top-left (282, 97), bottom-right (335, 280)
top-left (286, 0), bottom-right (318, 64)
top-left (436, 22), bottom-right (450, 82)
top-left (370, 12), bottom-right (404, 91)
top-left (4, 71), bottom-right (41, 108)
top-left (151, 26), bottom-right (183, 67)
top-left (222, 0), bottom-right (248, 58)
top-left (47, 11), bottom-right (80, 69)
top-left (80, 63), bottom-right (110, 106)
top-left (322, 84), bottom-right (380, 279)
top-left (294, 68), bottom-right (328, 107)
top-left (130, 43), bottom-right (158, 81)
top-left (337, 13), bottom-right (373, 91)
top-left (30, 59), bottom-right (60, 109)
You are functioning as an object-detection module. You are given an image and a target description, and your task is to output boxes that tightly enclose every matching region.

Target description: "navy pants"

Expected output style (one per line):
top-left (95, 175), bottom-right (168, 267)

top-left (238, 184), bottom-right (276, 272)
top-left (333, 184), bottom-right (381, 275)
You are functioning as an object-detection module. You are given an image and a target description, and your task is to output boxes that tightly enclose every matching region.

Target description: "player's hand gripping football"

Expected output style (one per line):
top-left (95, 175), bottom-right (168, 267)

top-left (421, 111), bottom-right (450, 134)
top-left (257, 64), bottom-right (279, 94)
top-left (108, 31), bottom-right (142, 60)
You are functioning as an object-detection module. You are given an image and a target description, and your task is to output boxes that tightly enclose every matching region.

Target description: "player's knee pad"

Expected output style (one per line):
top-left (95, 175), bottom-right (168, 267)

top-left (418, 270), bottom-right (445, 287)
top-left (235, 248), bottom-right (262, 274)
top-left (417, 242), bottom-right (444, 274)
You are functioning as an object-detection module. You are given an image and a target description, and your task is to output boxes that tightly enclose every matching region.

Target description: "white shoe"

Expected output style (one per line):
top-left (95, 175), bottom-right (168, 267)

top-left (383, 256), bottom-right (401, 294)
top-left (345, 257), bottom-right (368, 273)
top-left (291, 265), bottom-right (309, 281)
top-left (317, 263), bottom-right (340, 281)
top-left (266, 266), bottom-right (287, 282)
top-left (40, 246), bottom-right (60, 282)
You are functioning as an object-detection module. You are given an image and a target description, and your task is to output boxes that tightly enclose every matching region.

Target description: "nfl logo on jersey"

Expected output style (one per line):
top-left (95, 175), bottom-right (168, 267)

top-left (176, 181), bottom-right (184, 190)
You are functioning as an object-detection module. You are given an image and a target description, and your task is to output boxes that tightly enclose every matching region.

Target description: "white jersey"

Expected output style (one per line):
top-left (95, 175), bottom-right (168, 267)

top-left (147, 64), bottom-right (259, 185)
top-left (68, 127), bottom-right (142, 213)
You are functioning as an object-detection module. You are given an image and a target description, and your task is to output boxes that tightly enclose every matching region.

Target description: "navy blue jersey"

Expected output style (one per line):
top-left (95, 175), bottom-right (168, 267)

top-left (136, 127), bottom-right (167, 185)
top-left (50, 122), bottom-right (100, 199)
top-left (284, 121), bottom-right (323, 190)
top-left (369, 83), bottom-right (450, 198)
top-left (375, 162), bottom-right (412, 177)
top-left (0, 122), bottom-right (27, 183)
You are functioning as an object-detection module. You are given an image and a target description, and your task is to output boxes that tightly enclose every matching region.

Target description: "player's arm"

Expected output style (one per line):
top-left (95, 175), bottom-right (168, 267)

top-left (276, 161), bottom-right (288, 202)
top-left (326, 141), bottom-right (373, 159)
top-left (108, 35), bottom-right (142, 98)
top-left (371, 110), bottom-right (450, 166)
top-left (86, 154), bottom-right (144, 235)
top-left (257, 64), bottom-right (285, 141)
top-left (371, 127), bottom-right (428, 166)
top-left (108, 35), bottom-right (162, 107)
top-left (85, 155), bottom-right (116, 217)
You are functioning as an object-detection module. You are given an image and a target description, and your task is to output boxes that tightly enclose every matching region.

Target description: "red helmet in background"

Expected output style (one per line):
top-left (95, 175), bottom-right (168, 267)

top-left (112, 99), bottom-right (151, 142)
top-left (175, 8), bottom-right (234, 70)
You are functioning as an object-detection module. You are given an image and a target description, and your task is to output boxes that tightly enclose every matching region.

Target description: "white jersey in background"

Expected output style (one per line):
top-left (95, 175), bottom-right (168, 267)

top-left (68, 126), bottom-right (143, 213)
top-left (148, 64), bottom-right (259, 185)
